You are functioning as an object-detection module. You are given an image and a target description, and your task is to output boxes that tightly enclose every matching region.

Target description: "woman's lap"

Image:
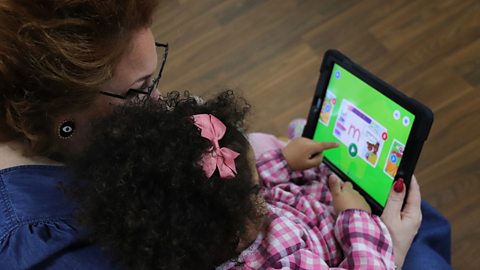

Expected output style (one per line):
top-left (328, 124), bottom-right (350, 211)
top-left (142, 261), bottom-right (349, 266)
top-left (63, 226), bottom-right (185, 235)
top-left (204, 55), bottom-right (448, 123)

top-left (403, 200), bottom-right (452, 269)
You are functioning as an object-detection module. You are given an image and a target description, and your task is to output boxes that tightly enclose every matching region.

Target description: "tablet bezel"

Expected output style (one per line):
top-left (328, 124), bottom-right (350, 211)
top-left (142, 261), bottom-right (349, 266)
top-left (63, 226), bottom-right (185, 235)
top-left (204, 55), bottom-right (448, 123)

top-left (302, 50), bottom-right (433, 215)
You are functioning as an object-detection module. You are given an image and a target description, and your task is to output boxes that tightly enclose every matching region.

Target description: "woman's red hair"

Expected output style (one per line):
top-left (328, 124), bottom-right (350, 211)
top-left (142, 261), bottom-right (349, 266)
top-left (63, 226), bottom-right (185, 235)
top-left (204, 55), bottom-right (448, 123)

top-left (0, 0), bottom-right (160, 154)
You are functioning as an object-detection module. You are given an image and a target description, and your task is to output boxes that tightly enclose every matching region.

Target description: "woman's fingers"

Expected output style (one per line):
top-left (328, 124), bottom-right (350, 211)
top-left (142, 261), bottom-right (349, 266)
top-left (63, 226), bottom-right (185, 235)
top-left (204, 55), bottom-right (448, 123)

top-left (402, 175), bottom-right (422, 218)
top-left (382, 178), bottom-right (406, 220)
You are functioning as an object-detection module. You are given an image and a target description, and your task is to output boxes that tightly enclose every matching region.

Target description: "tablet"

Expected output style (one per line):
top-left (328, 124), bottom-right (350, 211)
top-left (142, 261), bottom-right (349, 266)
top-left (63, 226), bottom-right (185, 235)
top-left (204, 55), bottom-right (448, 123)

top-left (302, 50), bottom-right (433, 215)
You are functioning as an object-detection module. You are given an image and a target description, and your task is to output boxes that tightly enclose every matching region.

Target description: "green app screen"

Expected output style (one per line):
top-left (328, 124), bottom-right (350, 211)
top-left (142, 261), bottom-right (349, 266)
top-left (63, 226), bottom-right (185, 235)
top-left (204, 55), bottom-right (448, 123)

top-left (313, 64), bottom-right (415, 206)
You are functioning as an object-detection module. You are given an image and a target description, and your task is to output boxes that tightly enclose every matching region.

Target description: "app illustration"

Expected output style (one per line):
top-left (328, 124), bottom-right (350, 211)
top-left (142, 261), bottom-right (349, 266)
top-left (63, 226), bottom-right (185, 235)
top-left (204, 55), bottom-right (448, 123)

top-left (333, 100), bottom-right (387, 168)
top-left (319, 90), bottom-right (337, 126)
top-left (384, 139), bottom-right (405, 178)
top-left (364, 132), bottom-right (380, 165)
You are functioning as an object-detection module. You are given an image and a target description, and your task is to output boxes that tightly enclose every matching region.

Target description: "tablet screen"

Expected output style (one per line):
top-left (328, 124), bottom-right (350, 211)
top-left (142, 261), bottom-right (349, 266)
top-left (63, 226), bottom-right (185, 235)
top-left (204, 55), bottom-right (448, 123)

top-left (313, 63), bottom-right (415, 206)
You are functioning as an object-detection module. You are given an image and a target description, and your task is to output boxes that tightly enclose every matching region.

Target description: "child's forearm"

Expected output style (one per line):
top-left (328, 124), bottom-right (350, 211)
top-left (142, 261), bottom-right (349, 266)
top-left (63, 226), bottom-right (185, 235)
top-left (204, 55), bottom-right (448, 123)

top-left (256, 149), bottom-right (297, 188)
top-left (257, 149), bottom-right (333, 203)
top-left (334, 209), bottom-right (395, 269)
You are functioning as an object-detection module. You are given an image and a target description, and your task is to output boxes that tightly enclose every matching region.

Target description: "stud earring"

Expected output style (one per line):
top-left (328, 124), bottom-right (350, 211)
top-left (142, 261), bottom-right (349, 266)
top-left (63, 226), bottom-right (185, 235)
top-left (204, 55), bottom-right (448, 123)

top-left (58, 120), bottom-right (75, 139)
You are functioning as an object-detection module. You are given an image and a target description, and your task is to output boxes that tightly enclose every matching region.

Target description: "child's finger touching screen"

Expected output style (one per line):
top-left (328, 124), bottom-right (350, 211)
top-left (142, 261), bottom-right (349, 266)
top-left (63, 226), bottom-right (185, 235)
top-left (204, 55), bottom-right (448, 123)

top-left (282, 138), bottom-right (338, 170)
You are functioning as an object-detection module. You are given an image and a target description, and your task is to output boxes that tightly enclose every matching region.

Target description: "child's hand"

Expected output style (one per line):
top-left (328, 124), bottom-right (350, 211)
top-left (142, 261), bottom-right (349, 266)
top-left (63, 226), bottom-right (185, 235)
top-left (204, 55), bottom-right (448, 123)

top-left (328, 174), bottom-right (371, 214)
top-left (282, 137), bottom-right (338, 171)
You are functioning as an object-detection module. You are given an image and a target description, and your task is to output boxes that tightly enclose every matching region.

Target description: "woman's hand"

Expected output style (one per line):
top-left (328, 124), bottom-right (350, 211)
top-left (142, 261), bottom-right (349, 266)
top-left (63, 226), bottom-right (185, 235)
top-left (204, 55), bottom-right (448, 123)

top-left (281, 137), bottom-right (338, 171)
top-left (381, 176), bottom-right (422, 268)
top-left (328, 174), bottom-right (371, 213)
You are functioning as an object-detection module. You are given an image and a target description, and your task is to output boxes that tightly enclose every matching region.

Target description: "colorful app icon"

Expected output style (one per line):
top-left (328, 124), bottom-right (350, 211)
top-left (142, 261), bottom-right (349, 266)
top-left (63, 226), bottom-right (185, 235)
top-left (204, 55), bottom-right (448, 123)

top-left (348, 143), bottom-right (358, 157)
top-left (335, 70), bottom-right (341, 79)
top-left (384, 139), bottom-right (405, 179)
top-left (382, 132), bottom-right (388, 141)
top-left (393, 110), bottom-right (401, 120)
top-left (319, 90), bottom-right (337, 126)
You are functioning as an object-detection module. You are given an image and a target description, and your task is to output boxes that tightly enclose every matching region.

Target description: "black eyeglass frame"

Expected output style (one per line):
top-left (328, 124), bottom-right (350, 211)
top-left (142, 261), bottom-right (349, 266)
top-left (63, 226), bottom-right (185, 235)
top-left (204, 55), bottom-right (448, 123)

top-left (99, 42), bottom-right (169, 100)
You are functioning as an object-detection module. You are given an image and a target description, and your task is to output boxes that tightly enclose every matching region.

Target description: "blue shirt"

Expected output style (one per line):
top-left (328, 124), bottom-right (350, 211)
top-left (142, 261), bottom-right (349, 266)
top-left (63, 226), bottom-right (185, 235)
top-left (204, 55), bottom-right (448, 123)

top-left (0, 165), bottom-right (115, 269)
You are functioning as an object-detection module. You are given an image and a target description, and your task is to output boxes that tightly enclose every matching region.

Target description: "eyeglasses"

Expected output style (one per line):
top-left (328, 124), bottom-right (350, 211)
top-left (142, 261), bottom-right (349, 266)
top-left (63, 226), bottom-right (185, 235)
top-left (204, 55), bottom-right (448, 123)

top-left (99, 42), bottom-right (169, 101)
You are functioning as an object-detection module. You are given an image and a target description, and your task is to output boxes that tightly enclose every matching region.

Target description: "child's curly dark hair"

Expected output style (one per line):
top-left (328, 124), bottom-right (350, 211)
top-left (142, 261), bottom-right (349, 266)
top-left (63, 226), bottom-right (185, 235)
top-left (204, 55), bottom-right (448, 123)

top-left (69, 90), bottom-right (262, 270)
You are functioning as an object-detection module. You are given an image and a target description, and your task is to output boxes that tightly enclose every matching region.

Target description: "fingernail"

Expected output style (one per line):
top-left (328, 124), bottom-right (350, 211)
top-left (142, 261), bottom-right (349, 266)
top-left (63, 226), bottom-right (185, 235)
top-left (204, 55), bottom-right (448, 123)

top-left (393, 178), bottom-right (404, 193)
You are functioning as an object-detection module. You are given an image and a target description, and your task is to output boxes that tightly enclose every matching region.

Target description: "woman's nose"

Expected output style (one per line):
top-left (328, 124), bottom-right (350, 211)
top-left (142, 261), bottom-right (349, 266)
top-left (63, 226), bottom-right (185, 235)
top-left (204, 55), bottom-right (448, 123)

top-left (150, 88), bottom-right (160, 100)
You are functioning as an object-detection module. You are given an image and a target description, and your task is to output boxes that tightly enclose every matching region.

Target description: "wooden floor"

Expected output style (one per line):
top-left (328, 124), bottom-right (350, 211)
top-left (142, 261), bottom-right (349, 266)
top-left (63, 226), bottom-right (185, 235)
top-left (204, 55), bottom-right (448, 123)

top-left (152, 1), bottom-right (480, 269)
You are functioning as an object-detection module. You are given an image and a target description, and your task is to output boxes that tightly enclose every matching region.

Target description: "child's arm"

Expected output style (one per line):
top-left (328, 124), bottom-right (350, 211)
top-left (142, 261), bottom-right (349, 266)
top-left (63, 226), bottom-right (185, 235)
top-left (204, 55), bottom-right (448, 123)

top-left (327, 174), bottom-right (395, 268)
top-left (256, 137), bottom-right (337, 187)
top-left (256, 140), bottom-right (395, 269)
top-left (258, 212), bottom-right (395, 270)
top-left (259, 182), bottom-right (395, 270)
top-left (333, 209), bottom-right (395, 269)
top-left (256, 209), bottom-right (395, 270)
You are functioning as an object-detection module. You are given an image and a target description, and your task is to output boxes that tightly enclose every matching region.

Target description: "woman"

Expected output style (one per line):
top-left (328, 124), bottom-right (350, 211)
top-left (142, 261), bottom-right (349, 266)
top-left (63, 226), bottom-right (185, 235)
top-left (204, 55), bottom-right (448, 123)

top-left (0, 1), bottom-right (163, 268)
top-left (0, 0), bottom-right (446, 269)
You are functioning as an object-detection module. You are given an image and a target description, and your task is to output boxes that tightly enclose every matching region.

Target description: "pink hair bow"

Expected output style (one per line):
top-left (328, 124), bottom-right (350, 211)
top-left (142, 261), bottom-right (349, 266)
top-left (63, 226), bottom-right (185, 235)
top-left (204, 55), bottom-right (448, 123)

top-left (192, 114), bottom-right (240, 179)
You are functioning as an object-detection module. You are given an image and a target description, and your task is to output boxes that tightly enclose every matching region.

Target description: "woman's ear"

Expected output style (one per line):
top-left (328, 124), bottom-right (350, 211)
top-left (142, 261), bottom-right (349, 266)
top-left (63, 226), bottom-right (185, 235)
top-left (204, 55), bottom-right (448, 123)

top-left (50, 114), bottom-right (90, 161)
top-left (57, 120), bottom-right (76, 139)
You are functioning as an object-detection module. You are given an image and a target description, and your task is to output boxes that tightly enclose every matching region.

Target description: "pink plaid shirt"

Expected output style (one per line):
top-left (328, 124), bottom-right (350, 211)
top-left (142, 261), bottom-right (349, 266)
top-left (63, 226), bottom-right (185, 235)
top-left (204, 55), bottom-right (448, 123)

top-left (216, 150), bottom-right (395, 270)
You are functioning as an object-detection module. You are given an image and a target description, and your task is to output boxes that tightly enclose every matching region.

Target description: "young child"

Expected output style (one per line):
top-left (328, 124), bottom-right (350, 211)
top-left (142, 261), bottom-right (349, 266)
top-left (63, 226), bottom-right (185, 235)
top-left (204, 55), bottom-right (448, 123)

top-left (70, 91), bottom-right (395, 270)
